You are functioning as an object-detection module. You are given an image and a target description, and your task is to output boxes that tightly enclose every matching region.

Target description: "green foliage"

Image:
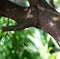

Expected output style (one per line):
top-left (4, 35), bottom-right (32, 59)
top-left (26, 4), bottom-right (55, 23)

top-left (0, 0), bottom-right (60, 59)
top-left (53, 0), bottom-right (60, 12)
top-left (0, 16), bottom-right (60, 59)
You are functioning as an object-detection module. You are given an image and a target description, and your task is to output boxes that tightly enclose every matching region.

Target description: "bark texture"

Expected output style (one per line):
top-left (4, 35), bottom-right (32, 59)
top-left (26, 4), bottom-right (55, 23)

top-left (0, 0), bottom-right (60, 46)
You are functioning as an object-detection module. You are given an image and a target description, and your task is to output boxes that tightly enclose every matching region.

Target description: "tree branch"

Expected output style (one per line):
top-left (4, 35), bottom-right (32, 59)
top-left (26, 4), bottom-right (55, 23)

top-left (37, 0), bottom-right (60, 46)
top-left (28, 0), bottom-right (60, 46)
top-left (0, 0), bottom-right (60, 46)
top-left (0, 0), bottom-right (37, 31)
top-left (0, 0), bottom-right (28, 22)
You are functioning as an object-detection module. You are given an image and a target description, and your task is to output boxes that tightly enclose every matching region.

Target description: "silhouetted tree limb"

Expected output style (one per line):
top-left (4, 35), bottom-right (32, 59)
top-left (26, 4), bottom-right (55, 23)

top-left (0, 0), bottom-right (60, 46)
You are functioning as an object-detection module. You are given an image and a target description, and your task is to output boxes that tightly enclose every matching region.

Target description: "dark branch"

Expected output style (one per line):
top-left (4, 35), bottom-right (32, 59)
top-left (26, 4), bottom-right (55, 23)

top-left (0, 0), bottom-right (60, 46)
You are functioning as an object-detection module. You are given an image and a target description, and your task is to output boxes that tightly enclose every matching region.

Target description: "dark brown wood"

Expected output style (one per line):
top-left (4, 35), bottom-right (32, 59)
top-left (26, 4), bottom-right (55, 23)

top-left (0, 0), bottom-right (60, 46)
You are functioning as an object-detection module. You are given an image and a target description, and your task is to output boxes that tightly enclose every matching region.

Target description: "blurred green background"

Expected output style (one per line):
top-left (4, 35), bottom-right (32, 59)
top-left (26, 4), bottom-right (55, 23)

top-left (0, 0), bottom-right (60, 59)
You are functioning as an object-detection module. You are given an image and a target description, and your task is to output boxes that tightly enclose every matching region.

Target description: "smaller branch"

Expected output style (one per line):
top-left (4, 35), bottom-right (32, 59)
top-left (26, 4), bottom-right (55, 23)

top-left (2, 19), bottom-right (34, 31)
